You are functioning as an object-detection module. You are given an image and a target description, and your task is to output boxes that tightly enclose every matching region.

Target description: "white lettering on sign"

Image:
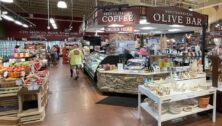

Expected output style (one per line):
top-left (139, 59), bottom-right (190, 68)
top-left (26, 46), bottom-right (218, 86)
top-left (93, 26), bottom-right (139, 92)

top-left (100, 11), bottom-right (135, 23)
top-left (153, 13), bottom-right (161, 21)
top-left (152, 13), bottom-right (202, 26)
top-left (105, 26), bottom-right (134, 32)
top-left (178, 16), bottom-right (183, 24)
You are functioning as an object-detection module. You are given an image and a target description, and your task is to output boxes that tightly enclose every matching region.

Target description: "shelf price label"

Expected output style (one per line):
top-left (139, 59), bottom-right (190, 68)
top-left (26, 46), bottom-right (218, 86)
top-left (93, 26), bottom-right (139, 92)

top-left (3, 71), bottom-right (8, 78)
top-left (16, 79), bottom-right (23, 86)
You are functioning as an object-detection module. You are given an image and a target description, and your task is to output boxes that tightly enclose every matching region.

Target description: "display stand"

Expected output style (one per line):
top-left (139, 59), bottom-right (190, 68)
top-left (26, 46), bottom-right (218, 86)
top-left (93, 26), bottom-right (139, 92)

top-left (17, 82), bottom-right (48, 124)
top-left (138, 85), bottom-right (217, 126)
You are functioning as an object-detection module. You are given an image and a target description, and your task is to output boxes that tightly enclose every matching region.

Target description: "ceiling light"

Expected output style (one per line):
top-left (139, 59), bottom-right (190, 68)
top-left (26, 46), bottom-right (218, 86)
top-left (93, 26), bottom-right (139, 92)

top-left (57, 0), bottom-right (67, 9)
top-left (22, 24), bottom-right (29, 28)
top-left (2, 11), bottom-right (8, 15)
top-left (49, 18), bottom-right (55, 24)
top-left (168, 29), bottom-right (181, 32)
top-left (54, 25), bottom-right (58, 29)
top-left (134, 30), bottom-right (140, 32)
top-left (140, 27), bottom-right (155, 30)
top-left (153, 31), bottom-right (162, 34)
top-left (108, 24), bottom-right (124, 27)
top-left (215, 24), bottom-right (220, 28)
top-left (0, 0), bottom-right (13, 3)
top-left (100, 28), bottom-right (105, 31)
top-left (139, 19), bottom-right (150, 24)
top-left (188, 6), bottom-right (193, 11)
top-left (170, 24), bottom-right (184, 28)
top-left (1, 15), bottom-right (14, 21)
top-left (96, 30), bottom-right (104, 33)
top-left (14, 20), bottom-right (22, 25)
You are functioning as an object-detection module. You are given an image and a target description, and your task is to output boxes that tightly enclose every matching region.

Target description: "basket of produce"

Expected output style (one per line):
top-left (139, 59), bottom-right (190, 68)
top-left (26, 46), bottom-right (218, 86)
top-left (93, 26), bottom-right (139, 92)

top-left (198, 96), bottom-right (210, 108)
top-left (8, 72), bottom-right (21, 78)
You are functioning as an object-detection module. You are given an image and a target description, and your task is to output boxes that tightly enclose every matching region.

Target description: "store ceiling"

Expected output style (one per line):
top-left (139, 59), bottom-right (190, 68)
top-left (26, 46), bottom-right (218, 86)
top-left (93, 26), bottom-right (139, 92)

top-left (1, 0), bottom-right (222, 19)
top-left (2, 0), bottom-right (95, 18)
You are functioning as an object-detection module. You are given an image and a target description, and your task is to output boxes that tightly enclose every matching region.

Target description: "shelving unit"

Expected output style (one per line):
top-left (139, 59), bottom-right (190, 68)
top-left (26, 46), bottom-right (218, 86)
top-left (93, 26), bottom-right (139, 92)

top-left (138, 85), bottom-right (217, 126)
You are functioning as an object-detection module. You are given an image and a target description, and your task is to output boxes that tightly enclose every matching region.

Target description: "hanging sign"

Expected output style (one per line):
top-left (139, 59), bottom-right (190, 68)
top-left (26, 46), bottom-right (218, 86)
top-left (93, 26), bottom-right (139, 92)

top-left (146, 7), bottom-right (208, 27)
top-left (104, 26), bottom-right (134, 33)
top-left (97, 9), bottom-right (139, 25)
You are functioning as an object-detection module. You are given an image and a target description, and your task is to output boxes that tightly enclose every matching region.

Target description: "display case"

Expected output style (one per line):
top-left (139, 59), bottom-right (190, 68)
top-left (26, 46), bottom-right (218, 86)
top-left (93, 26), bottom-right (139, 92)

top-left (84, 52), bottom-right (107, 79)
top-left (84, 52), bottom-right (120, 80)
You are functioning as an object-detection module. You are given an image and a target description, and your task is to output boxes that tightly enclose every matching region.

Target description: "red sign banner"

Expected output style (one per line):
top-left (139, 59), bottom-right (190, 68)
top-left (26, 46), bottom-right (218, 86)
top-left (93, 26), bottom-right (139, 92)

top-left (104, 26), bottom-right (134, 33)
top-left (97, 8), bottom-right (139, 25)
top-left (146, 6), bottom-right (208, 27)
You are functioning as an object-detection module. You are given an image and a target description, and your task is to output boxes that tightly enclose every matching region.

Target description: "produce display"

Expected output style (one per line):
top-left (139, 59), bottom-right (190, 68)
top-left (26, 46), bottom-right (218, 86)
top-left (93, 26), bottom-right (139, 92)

top-left (23, 70), bottom-right (49, 85)
top-left (0, 62), bottom-right (30, 80)
top-left (0, 60), bottom-right (48, 88)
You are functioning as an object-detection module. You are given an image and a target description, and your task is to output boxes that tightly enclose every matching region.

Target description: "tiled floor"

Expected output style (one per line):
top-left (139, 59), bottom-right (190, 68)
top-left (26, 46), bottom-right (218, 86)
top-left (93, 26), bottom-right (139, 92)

top-left (27, 61), bottom-right (222, 126)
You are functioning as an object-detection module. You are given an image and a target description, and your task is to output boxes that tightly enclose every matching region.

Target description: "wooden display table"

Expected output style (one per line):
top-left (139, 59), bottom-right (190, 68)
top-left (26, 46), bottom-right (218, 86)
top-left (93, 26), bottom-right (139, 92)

top-left (17, 83), bottom-right (48, 124)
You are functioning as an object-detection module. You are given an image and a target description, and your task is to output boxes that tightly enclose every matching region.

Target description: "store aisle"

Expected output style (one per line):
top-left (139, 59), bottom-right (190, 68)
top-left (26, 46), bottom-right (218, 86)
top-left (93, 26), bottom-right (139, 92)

top-left (27, 62), bottom-right (222, 126)
top-left (28, 62), bottom-right (143, 126)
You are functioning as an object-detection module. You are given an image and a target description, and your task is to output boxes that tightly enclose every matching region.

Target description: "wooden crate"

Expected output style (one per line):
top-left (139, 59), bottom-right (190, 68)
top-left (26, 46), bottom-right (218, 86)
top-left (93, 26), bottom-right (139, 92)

top-left (18, 108), bottom-right (45, 124)
top-left (0, 87), bottom-right (20, 98)
top-left (0, 116), bottom-right (22, 126)
top-left (0, 88), bottom-right (19, 117)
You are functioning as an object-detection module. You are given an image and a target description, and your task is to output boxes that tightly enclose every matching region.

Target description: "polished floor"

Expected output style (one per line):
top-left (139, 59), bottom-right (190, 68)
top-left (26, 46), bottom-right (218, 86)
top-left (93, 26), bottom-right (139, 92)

top-left (27, 61), bottom-right (222, 126)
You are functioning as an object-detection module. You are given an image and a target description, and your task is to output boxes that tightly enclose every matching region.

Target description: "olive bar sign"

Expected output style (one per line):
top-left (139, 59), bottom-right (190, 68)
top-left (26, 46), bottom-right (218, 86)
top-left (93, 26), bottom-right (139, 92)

top-left (104, 26), bottom-right (134, 33)
top-left (97, 9), bottom-right (139, 25)
top-left (146, 6), bottom-right (208, 27)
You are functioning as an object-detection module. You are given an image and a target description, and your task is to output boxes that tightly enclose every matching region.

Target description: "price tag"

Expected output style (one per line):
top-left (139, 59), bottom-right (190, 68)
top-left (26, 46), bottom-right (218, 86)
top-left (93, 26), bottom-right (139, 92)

top-left (90, 46), bottom-right (93, 49)
top-left (3, 62), bottom-right (9, 67)
top-left (3, 71), bottom-right (8, 78)
top-left (21, 71), bottom-right (26, 77)
top-left (16, 79), bottom-right (23, 86)
top-left (31, 65), bottom-right (35, 74)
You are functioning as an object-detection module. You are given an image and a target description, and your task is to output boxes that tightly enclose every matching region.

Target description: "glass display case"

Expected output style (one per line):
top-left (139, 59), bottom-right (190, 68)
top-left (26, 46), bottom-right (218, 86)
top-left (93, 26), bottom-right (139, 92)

top-left (84, 52), bottom-right (107, 79)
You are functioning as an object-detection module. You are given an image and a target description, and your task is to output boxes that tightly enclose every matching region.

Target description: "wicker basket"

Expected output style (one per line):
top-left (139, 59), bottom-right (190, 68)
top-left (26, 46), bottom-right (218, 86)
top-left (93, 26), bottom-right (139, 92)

top-left (198, 97), bottom-right (210, 108)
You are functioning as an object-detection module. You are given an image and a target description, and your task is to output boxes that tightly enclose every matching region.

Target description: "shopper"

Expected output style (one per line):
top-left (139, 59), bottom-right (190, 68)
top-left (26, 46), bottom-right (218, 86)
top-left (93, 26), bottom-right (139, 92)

top-left (13, 45), bottom-right (20, 53)
top-left (50, 46), bottom-right (58, 65)
top-left (68, 44), bottom-right (84, 80)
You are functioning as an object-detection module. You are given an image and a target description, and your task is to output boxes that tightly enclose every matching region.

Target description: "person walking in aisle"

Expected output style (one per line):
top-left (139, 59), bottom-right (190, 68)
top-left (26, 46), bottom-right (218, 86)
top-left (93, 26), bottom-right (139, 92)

top-left (68, 44), bottom-right (84, 80)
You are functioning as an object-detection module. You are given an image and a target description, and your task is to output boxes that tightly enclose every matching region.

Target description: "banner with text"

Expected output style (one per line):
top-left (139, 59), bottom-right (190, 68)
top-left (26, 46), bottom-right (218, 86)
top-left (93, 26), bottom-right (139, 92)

top-left (146, 6), bottom-right (208, 27)
top-left (97, 8), bottom-right (139, 25)
top-left (104, 26), bottom-right (134, 33)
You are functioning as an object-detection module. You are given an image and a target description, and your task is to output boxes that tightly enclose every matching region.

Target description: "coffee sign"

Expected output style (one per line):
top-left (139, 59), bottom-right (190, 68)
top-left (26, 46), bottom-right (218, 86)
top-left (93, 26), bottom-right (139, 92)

top-left (146, 7), bottom-right (208, 27)
top-left (97, 9), bottom-right (139, 25)
top-left (105, 26), bottom-right (134, 33)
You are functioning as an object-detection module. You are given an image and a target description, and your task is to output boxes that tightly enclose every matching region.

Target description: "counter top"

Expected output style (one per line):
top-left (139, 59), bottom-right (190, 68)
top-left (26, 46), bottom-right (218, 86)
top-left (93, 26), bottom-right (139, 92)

top-left (97, 69), bottom-right (170, 75)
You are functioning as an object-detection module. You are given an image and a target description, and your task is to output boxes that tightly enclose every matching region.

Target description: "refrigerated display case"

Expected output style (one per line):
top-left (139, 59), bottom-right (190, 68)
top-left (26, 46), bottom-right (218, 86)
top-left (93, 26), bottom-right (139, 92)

top-left (84, 52), bottom-right (119, 80)
top-left (84, 52), bottom-right (107, 79)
